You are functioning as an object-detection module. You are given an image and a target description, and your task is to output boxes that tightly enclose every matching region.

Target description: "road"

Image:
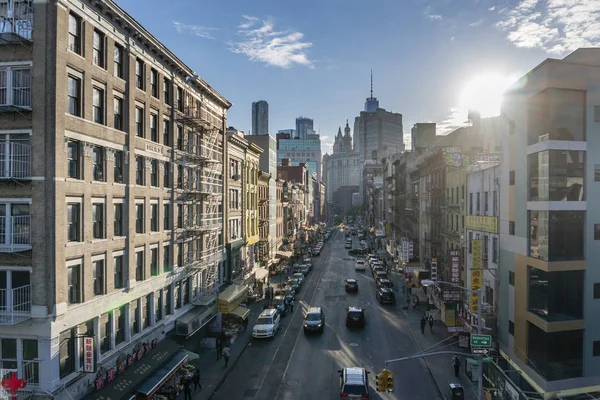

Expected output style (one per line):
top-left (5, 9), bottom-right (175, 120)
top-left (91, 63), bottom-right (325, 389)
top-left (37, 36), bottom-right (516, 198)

top-left (211, 229), bottom-right (443, 400)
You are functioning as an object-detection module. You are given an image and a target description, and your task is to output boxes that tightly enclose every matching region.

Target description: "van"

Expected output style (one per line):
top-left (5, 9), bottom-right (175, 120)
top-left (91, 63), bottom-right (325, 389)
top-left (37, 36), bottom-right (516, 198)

top-left (252, 309), bottom-right (281, 339)
top-left (338, 367), bottom-right (369, 398)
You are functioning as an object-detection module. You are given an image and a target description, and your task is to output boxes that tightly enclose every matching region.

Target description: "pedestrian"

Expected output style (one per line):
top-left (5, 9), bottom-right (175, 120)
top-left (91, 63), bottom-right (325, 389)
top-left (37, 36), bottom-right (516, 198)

top-left (222, 345), bottom-right (230, 367)
top-left (420, 316), bottom-right (426, 334)
top-left (428, 315), bottom-right (434, 333)
top-left (192, 368), bottom-right (202, 392)
top-left (216, 338), bottom-right (222, 361)
top-left (242, 317), bottom-right (248, 332)
top-left (452, 355), bottom-right (461, 377)
top-left (183, 377), bottom-right (192, 400)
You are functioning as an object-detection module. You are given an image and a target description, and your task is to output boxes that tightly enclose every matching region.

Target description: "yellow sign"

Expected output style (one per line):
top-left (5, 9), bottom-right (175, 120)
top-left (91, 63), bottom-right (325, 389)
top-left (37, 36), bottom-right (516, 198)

top-left (471, 268), bottom-right (482, 313)
top-left (472, 239), bottom-right (482, 270)
top-left (385, 223), bottom-right (390, 236)
top-left (465, 216), bottom-right (498, 234)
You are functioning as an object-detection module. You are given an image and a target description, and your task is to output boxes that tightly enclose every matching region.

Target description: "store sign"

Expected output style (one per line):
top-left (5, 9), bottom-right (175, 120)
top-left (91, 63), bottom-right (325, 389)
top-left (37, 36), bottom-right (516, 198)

top-left (430, 257), bottom-right (438, 280)
top-left (466, 216), bottom-right (498, 234)
top-left (83, 336), bottom-right (95, 373)
top-left (472, 239), bottom-right (482, 270)
top-left (449, 250), bottom-right (461, 284)
top-left (471, 269), bottom-right (482, 313)
top-left (443, 290), bottom-right (461, 301)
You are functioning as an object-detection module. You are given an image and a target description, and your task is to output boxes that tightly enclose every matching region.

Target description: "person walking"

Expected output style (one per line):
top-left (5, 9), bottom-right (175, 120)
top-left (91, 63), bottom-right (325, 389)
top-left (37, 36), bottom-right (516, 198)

top-left (420, 316), bottom-right (426, 334)
top-left (216, 338), bottom-right (222, 361)
top-left (428, 315), bottom-right (434, 333)
top-left (192, 369), bottom-right (202, 392)
top-left (452, 355), bottom-right (461, 377)
top-left (222, 345), bottom-right (231, 367)
top-left (183, 377), bottom-right (192, 400)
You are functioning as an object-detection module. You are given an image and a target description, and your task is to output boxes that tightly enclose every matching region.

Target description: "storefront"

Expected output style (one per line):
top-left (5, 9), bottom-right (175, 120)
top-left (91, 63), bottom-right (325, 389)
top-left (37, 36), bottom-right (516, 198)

top-left (133, 351), bottom-right (192, 399)
top-left (218, 284), bottom-right (250, 342)
top-left (218, 284), bottom-right (248, 315)
top-left (175, 302), bottom-right (218, 338)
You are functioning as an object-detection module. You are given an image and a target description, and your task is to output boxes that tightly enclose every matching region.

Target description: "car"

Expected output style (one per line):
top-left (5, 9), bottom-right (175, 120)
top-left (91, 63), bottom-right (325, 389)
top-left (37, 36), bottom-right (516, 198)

top-left (300, 265), bottom-right (310, 275)
top-left (293, 273), bottom-right (305, 286)
top-left (338, 367), bottom-right (370, 398)
top-left (288, 278), bottom-right (300, 293)
top-left (303, 307), bottom-right (325, 334)
top-left (272, 295), bottom-right (289, 316)
top-left (348, 248), bottom-right (368, 256)
top-left (376, 278), bottom-right (393, 289)
top-left (346, 306), bottom-right (366, 328)
top-left (376, 287), bottom-right (396, 304)
top-left (372, 266), bottom-right (385, 277)
top-left (345, 242), bottom-right (352, 249)
top-left (252, 309), bottom-right (281, 339)
top-left (313, 247), bottom-right (321, 256)
top-left (374, 271), bottom-right (389, 281)
top-left (345, 278), bottom-right (358, 292)
top-left (302, 256), bottom-right (312, 264)
top-left (354, 259), bottom-right (366, 271)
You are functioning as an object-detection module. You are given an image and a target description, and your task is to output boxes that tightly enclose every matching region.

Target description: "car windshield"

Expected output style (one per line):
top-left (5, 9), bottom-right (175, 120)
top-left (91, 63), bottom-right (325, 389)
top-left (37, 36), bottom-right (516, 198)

top-left (256, 317), bottom-right (273, 325)
top-left (294, 274), bottom-right (303, 279)
top-left (348, 311), bottom-right (363, 318)
top-left (276, 299), bottom-right (285, 306)
top-left (343, 384), bottom-right (367, 395)
top-left (306, 313), bottom-right (321, 321)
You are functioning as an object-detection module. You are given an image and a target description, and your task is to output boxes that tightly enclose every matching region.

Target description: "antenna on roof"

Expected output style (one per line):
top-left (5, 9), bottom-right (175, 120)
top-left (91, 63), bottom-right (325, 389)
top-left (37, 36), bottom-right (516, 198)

top-left (370, 70), bottom-right (373, 98)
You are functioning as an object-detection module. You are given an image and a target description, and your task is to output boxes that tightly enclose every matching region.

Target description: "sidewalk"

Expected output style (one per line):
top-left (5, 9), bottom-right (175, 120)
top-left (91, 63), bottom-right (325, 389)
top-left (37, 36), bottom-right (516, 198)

top-left (180, 299), bottom-right (267, 400)
top-left (389, 272), bottom-right (478, 400)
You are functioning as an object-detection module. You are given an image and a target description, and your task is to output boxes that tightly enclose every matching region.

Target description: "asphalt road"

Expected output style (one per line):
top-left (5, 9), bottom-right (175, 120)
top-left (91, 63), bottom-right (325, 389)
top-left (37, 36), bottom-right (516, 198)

top-left (211, 229), bottom-right (442, 400)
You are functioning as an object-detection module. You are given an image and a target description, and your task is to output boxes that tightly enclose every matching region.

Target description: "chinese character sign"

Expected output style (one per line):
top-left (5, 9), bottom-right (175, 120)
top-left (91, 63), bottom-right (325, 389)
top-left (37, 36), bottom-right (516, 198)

top-left (431, 258), bottom-right (438, 281)
top-left (472, 239), bottom-right (482, 270)
top-left (449, 250), bottom-right (461, 284)
top-left (471, 269), bottom-right (482, 313)
top-left (83, 337), bottom-right (95, 373)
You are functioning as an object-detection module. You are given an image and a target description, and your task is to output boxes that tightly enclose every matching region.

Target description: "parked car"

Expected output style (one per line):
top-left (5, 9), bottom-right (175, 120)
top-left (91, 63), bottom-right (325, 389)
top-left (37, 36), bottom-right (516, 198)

top-left (376, 278), bottom-right (393, 289)
top-left (345, 278), bottom-right (359, 293)
top-left (338, 367), bottom-right (370, 399)
top-left (252, 308), bottom-right (281, 339)
top-left (376, 287), bottom-right (396, 304)
top-left (345, 242), bottom-right (353, 249)
top-left (348, 248), bottom-right (369, 256)
top-left (374, 271), bottom-right (389, 281)
top-left (346, 306), bottom-right (366, 328)
top-left (272, 295), bottom-right (289, 316)
top-left (293, 273), bottom-right (305, 287)
top-left (303, 307), bottom-right (326, 334)
top-left (289, 278), bottom-right (300, 293)
top-left (354, 259), bottom-right (366, 271)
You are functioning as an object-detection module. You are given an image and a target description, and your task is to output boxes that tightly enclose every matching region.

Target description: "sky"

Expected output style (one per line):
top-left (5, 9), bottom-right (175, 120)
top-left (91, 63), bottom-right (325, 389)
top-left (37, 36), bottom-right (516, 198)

top-left (117, 0), bottom-right (600, 154)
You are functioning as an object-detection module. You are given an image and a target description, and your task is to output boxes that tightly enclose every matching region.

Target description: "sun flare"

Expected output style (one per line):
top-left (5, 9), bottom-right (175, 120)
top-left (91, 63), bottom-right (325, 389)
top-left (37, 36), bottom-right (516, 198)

top-left (459, 73), bottom-right (515, 118)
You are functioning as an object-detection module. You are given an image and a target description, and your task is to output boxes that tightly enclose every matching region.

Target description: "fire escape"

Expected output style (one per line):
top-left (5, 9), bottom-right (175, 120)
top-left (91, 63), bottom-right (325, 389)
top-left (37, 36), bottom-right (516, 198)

top-left (176, 102), bottom-right (223, 298)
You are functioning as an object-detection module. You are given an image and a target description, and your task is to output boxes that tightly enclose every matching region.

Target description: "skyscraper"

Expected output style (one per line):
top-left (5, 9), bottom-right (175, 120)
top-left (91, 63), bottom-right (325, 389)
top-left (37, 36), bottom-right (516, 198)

top-left (252, 100), bottom-right (269, 135)
top-left (295, 117), bottom-right (314, 139)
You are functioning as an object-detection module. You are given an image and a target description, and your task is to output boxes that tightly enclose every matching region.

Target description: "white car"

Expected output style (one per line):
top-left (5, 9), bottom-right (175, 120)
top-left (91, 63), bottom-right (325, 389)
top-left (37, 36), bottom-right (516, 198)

top-left (252, 309), bottom-right (281, 339)
top-left (355, 259), bottom-right (366, 271)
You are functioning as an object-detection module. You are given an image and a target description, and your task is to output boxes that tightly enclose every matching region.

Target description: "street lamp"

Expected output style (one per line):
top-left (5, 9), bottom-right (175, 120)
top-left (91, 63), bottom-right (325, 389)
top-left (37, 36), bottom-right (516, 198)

top-left (421, 279), bottom-right (484, 400)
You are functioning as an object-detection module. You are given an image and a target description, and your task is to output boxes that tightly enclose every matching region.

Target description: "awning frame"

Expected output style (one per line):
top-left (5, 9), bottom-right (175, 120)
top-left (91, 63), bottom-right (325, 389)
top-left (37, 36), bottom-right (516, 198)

top-left (134, 351), bottom-right (189, 397)
top-left (229, 306), bottom-right (250, 320)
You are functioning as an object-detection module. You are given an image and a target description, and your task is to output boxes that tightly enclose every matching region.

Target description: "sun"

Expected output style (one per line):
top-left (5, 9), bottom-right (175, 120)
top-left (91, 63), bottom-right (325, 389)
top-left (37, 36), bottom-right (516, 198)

top-left (459, 73), bottom-right (515, 118)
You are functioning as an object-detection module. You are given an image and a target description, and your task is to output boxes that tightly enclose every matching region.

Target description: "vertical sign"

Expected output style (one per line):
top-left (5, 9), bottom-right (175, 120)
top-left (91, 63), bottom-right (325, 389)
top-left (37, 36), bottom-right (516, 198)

top-left (431, 257), bottom-right (438, 280)
top-left (83, 336), bottom-right (95, 373)
top-left (449, 250), bottom-right (461, 284)
top-left (472, 239), bottom-right (482, 270)
top-left (248, 246), bottom-right (255, 271)
top-left (408, 241), bottom-right (414, 259)
top-left (471, 239), bottom-right (483, 313)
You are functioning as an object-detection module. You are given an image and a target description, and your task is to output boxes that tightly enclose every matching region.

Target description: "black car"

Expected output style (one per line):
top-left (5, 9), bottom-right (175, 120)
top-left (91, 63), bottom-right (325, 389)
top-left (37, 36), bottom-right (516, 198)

top-left (348, 248), bottom-right (369, 256)
top-left (345, 278), bottom-right (359, 293)
top-left (374, 271), bottom-right (389, 281)
top-left (303, 307), bottom-right (325, 334)
top-left (289, 279), bottom-right (300, 293)
top-left (376, 288), bottom-right (396, 304)
top-left (272, 295), bottom-right (289, 316)
top-left (376, 278), bottom-right (393, 289)
top-left (346, 306), bottom-right (366, 328)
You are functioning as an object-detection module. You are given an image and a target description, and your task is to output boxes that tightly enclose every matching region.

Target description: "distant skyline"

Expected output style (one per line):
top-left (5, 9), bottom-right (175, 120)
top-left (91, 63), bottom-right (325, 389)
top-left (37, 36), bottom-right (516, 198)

top-left (117, 0), bottom-right (600, 154)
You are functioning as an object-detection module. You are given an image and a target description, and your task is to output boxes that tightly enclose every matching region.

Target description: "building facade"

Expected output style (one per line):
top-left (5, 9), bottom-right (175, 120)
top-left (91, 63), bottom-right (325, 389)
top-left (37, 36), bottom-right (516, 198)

top-left (251, 100), bottom-right (268, 135)
top-left (0, 0), bottom-right (231, 397)
top-left (258, 171), bottom-right (270, 266)
top-left (295, 116), bottom-right (314, 140)
top-left (242, 143), bottom-right (262, 282)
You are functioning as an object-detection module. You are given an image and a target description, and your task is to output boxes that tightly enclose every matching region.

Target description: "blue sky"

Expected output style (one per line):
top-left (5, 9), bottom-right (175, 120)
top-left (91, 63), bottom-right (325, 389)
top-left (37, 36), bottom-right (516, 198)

top-left (117, 0), bottom-right (600, 153)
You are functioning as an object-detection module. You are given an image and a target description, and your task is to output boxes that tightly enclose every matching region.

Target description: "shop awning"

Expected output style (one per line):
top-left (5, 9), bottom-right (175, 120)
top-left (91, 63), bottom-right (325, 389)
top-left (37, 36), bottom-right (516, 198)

top-left (218, 284), bottom-right (248, 313)
top-left (176, 303), bottom-right (218, 337)
top-left (83, 339), bottom-right (182, 400)
top-left (230, 306), bottom-right (250, 319)
top-left (276, 251), bottom-right (293, 258)
top-left (255, 268), bottom-right (269, 281)
top-left (135, 351), bottom-right (189, 396)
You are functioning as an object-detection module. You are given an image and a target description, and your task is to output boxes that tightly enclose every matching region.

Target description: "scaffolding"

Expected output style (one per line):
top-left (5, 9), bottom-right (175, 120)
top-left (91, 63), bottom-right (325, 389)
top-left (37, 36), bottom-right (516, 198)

top-left (176, 104), bottom-right (223, 296)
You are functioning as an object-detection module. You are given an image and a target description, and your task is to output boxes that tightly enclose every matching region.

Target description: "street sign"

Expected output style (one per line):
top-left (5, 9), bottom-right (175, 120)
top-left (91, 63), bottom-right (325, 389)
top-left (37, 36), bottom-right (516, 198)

top-left (472, 348), bottom-right (489, 355)
top-left (470, 334), bottom-right (492, 347)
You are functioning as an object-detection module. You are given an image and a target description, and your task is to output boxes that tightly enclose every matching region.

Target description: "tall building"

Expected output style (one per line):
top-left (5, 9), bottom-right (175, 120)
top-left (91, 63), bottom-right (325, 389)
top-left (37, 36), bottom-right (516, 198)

top-left (295, 117), bottom-right (314, 140)
top-left (0, 0), bottom-right (231, 397)
top-left (251, 100), bottom-right (269, 135)
top-left (411, 122), bottom-right (436, 151)
top-left (277, 133), bottom-right (322, 184)
top-left (498, 49), bottom-right (595, 397)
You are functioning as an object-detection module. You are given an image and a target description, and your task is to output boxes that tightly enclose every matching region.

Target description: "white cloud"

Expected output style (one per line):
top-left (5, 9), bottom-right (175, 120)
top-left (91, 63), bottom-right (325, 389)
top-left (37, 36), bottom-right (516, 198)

top-left (426, 14), bottom-right (443, 20)
top-left (436, 107), bottom-right (470, 135)
top-left (173, 21), bottom-right (218, 40)
top-left (470, 18), bottom-right (484, 26)
top-left (489, 6), bottom-right (496, 11)
top-left (496, 0), bottom-right (600, 54)
top-left (228, 16), bottom-right (313, 69)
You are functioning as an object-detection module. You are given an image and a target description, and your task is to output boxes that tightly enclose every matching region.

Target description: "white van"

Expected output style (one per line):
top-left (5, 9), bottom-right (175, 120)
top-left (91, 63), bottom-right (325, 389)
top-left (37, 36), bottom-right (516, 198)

top-left (252, 309), bottom-right (281, 339)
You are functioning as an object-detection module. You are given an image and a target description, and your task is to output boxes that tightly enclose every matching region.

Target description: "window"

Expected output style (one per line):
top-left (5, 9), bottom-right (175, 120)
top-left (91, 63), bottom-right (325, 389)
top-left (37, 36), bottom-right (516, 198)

top-left (142, 294), bottom-right (151, 329)
top-left (92, 146), bottom-right (104, 181)
top-left (484, 192), bottom-right (489, 214)
top-left (528, 266), bottom-right (583, 321)
top-left (67, 202), bottom-right (81, 242)
top-left (22, 339), bottom-right (39, 383)
top-left (163, 78), bottom-right (171, 104)
top-left (164, 203), bottom-right (171, 230)
top-left (176, 87), bottom-right (183, 111)
top-left (594, 341), bottom-right (600, 357)
top-left (114, 254), bottom-right (125, 289)
top-left (163, 119), bottom-right (171, 145)
top-left (150, 159), bottom-right (158, 187)
top-left (509, 221), bottom-right (515, 235)
top-left (114, 44), bottom-right (123, 78)
top-left (67, 264), bottom-right (81, 304)
top-left (509, 271), bottom-right (515, 286)
top-left (136, 250), bottom-right (144, 281)
top-left (476, 192), bottom-right (480, 213)
top-left (177, 204), bottom-right (183, 228)
top-left (164, 162), bottom-right (171, 188)
top-left (595, 224), bottom-right (600, 240)
top-left (508, 320), bottom-right (514, 336)
top-left (135, 59), bottom-right (145, 89)
top-left (135, 203), bottom-right (144, 233)
top-left (177, 243), bottom-right (183, 267)
top-left (92, 202), bottom-right (104, 239)
top-left (174, 282), bottom-right (181, 310)
top-left (113, 202), bottom-right (124, 237)
top-left (468, 193), bottom-right (473, 214)
top-left (67, 13), bottom-right (82, 54)
top-left (177, 125), bottom-right (183, 150)
top-left (528, 150), bottom-right (585, 201)
top-left (527, 322), bottom-right (583, 381)
top-left (67, 140), bottom-right (80, 178)
top-left (92, 87), bottom-right (105, 124)
top-left (99, 313), bottom-right (111, 354)
top-left (150, 247), bottom-right (159, 276)
top-left (492, 237), bottom-right (498, 263)
top-left (135, 106), bottom-right (144, 137)
top-left (509, 170), bottom-right (515, 185)
top-left (594, 283), bottom-right (600, 299)
top-left (468, 232), bottom-right (473, 254)
top-left (150, 113), bottom-right (158, 142)
top-left (595, 165), bottom-right (600, 181)
top-left (130, 299), bottom-right (140, 335)
top-left (93, 259), bottom-right (105, 295)
top-left (163, 245), bottom-right (171, 272)
top-left (114, 150), bottom-right (123, 183)
top-left (150, 69), bottom-right (158, 97)
top-left (59, 329), bottom-right (75, 378)
top-left (528, 88), bottom-right (586, 144)
top-left (183, 279), bottom-right (189, 305)
top-left (92, 30), bottom-right (105, 67)
top-left (114, 305), bottom-right (126, 345)
top-left (154, 290), bottom-right (162, 322)
top-left (530, 210), bottom-right (584, 261)
top-left (150, 203), bottom-right (158, 232)
top-left (177, 165), bottom-right (183, 189)
top-left (136, 156), bottom-right (145, 185)
top-left (67, 75), bottom-right (82, 117)
top-left (114, 96), bottom-right (123, 130)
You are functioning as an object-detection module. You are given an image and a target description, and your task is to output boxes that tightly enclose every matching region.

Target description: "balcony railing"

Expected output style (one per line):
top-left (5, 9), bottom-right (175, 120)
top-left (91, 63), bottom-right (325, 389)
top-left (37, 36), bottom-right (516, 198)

top-left (0, 215), bottom-right (31, 252)
top-left (0, 0), bottom-right (33, 43)
top-left (0, 69), bottom-right (31, 111)
top-left (199, 213), bottom-right (222, 231)
top-left (0, 142), bottom-right (31, 179)
top-left (0, 284), bottom-right (31, 325)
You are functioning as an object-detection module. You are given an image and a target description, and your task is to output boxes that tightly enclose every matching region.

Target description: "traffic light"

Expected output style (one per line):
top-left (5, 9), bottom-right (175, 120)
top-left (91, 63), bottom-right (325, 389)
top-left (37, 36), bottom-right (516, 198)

top-left (375, 370), bottom-right (386, 392)
top-left (386, 370), bottom-right (394, 393)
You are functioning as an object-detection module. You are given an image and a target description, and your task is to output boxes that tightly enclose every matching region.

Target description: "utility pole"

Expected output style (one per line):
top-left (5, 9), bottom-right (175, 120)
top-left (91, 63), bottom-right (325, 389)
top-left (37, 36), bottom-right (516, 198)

top-left (477, 287), bottom-right (484, 400)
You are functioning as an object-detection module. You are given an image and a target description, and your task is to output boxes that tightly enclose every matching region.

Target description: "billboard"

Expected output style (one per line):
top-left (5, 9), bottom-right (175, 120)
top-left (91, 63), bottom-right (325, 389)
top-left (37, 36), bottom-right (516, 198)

top-left (466, 216), bottom-right (498, 234)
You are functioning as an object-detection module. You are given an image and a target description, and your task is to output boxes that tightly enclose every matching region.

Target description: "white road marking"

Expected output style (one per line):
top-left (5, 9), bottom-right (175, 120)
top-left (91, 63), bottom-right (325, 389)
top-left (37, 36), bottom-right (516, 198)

top-left (256, 345), bottom-right (280, 390)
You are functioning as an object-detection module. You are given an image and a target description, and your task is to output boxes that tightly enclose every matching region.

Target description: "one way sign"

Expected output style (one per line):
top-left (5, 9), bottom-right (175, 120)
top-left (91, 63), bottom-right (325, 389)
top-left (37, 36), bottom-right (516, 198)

top-left (472, 348), bottom-right (489, 355)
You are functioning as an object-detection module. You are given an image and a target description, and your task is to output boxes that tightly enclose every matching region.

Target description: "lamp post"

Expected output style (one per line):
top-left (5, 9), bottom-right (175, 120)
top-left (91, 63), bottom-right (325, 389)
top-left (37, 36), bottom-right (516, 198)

top-left (421, 279), bottom-right (484, 400)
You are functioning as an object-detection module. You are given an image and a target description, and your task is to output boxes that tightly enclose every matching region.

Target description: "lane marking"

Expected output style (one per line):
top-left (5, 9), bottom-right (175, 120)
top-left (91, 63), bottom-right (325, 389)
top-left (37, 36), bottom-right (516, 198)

top-left (256, 345), bottom-right (280, 391)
